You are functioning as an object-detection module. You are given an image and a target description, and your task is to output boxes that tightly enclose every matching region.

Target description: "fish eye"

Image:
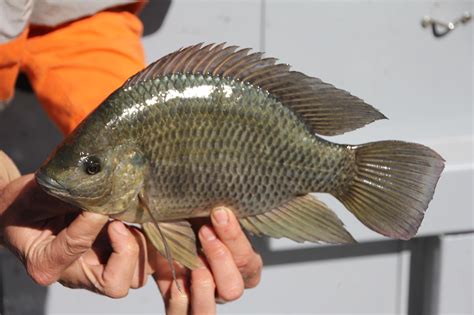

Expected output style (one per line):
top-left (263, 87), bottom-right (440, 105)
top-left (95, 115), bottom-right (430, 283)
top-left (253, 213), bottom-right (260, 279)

top-left (83, 156), bottom-right (101, 175)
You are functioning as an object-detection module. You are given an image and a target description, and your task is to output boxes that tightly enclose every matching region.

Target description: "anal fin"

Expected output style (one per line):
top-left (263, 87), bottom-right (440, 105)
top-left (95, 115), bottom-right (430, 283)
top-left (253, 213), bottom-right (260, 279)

top-left (240, 194), bottom-right (355, 244)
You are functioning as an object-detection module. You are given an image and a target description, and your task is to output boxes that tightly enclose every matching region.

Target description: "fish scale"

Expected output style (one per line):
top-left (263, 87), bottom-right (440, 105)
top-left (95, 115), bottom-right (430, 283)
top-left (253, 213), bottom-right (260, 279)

top-left (108, 74), bottom-right (346, 219)
top-left (36, 43), bottom-right (444, 276)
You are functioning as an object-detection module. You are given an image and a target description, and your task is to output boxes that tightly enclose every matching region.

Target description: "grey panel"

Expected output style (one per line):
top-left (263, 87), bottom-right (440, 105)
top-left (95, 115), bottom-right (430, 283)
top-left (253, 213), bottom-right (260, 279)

top-left (0, 75), bottom-right (62, 174)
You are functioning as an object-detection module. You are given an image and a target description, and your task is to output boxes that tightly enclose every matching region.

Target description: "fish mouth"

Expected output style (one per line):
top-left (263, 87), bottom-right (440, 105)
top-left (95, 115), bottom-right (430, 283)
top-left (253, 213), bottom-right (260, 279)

top-left (35, 171), bottom-right (69, 195)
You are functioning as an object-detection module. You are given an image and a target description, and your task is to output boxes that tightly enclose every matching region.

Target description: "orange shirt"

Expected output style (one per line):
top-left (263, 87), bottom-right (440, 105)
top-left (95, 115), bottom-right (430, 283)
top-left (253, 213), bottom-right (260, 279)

top-left (0, 10), bottom-right (146, 135)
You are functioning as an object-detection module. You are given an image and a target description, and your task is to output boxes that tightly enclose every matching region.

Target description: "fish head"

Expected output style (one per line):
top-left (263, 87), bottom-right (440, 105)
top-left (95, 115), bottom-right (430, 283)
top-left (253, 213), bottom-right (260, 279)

top-left (36, 127), bottom-right (146, 215)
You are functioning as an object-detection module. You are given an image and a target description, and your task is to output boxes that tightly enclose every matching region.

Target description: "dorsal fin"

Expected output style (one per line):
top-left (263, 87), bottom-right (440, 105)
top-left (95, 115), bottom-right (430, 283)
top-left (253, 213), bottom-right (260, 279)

top-left (123, 43), bottom-right (386, 136)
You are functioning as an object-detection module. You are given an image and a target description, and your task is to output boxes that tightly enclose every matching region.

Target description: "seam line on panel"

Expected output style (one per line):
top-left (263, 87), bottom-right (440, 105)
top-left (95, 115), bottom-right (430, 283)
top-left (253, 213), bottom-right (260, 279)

top-left (260, 0), bottom-right (266, 51)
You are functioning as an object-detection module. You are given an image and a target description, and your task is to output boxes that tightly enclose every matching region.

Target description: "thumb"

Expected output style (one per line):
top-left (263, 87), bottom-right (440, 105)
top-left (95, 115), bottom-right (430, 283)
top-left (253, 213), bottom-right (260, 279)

top-left (34, 211), bottom-right (108, 285)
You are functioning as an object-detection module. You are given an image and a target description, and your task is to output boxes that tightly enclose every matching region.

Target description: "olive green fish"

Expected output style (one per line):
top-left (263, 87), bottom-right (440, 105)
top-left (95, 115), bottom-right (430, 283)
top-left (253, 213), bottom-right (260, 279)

top-left (36, 43), bottom-right (445, 273)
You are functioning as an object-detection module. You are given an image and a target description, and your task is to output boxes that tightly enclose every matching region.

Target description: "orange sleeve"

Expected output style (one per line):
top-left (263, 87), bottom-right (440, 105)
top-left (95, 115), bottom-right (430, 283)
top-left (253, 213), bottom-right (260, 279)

top-left (21, 11), bottom-right (146, 135)
top-left (0, 29), bottom-right (29, 103)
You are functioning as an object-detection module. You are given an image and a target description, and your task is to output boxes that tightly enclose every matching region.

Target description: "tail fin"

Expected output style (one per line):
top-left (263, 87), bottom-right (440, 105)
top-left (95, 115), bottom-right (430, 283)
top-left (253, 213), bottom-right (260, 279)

top-left (336, 141), bottom-right (444, 240)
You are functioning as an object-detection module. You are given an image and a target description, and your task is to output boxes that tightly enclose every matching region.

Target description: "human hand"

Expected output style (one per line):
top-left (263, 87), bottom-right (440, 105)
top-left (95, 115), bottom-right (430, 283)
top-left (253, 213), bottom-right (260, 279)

top-left (0, 151), bottom-right (20, 188)
top-left (151, 207), bottom-right (263, 315)
top-left (0, 152), bottom-right (263, 312)
top-left (0, 174), bottom-right (153, 297)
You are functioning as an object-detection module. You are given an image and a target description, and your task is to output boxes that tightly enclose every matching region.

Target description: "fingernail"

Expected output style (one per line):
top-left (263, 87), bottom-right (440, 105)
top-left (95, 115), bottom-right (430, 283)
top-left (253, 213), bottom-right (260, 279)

top-left (112, 222), bottom-right (129, 236)
top-left (212, 207), bottom-right (229, 225)
top-left (200, 225), bottom-right (216, 241)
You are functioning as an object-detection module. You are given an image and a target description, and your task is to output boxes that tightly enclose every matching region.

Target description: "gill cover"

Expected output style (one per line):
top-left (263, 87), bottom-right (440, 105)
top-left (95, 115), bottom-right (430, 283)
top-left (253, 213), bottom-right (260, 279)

top-left (37, 142), bottom-right (146, 215)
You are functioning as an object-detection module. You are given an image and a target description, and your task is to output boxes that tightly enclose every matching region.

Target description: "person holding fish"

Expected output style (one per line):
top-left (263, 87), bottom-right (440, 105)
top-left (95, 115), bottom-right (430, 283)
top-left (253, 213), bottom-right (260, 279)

top-left (0, 1), bottom-right (262, 314)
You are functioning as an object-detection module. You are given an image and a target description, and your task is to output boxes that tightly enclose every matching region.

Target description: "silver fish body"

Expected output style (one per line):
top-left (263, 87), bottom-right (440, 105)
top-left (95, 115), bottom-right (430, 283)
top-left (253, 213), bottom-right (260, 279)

top-left (36, 43), bottom-right (444, 270)
top-left (104, 74), bottom-right (352, 222)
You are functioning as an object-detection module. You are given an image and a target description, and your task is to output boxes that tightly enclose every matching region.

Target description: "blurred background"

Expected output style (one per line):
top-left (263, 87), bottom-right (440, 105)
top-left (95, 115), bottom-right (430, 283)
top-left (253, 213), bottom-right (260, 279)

top-left (0, 0), bottom-right (472, 314)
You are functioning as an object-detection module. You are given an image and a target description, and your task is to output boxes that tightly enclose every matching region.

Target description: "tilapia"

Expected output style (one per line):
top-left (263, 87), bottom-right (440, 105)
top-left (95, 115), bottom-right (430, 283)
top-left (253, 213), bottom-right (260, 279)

top-left (36, 43), bottom-right (445, 273)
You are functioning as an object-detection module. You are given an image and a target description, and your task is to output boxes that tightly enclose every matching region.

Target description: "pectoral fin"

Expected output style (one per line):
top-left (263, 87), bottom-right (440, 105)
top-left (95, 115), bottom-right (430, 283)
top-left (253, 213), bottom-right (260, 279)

top-left (138, 192), bottom-right (201, 293)
top-left (240, 194), bottom-right (355, 244)
top-left (143, 221), bottom-right (201, 269)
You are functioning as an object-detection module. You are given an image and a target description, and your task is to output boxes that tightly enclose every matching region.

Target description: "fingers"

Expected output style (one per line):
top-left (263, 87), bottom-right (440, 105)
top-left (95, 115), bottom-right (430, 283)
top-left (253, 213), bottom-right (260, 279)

top-left (128, 227), bottom-right (151, 289)
top-left (210, 207), bottom-right (263, 288)
top-left (87, 221), bottom-right (140, 298)
top-left (59, 222), bottom-right (151, 298)
top-left (1, 176), bottom-right (80, 235)
top-left (148, 211), bottom-right (263, 312)
top-left (190, 261), bottom-right (216, 315)
top-left (0, 175), bottom-right (35, 218)
top-left (152, 262), bottom-right (190, 315)
top-left (199, 224), bottom-right (244, 302)
top-left (25, 211), bottom-right (107, 286)
top-left (0, 175), bottom-right (152, 298)
top-left (151, 254), bottom-right (216, 315)
top-left (164, 277), bottom-right (189, 315)
top-left (0, 151), bottom-right (20, 189)
top-left (49, 211), bottom-right (108, 267)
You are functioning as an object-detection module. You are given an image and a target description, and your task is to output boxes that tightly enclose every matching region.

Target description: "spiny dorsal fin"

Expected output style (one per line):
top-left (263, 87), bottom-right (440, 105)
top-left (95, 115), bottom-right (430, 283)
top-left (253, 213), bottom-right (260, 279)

top-left (123, 43), bottom-right (386, 136)
top-left (240, 194), bottom-right (355, 244)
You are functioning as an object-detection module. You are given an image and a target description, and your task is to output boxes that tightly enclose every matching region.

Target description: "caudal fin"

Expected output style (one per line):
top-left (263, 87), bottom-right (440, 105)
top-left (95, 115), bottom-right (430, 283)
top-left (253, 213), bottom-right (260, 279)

top-left (336, 141), bottom-right (444, 240)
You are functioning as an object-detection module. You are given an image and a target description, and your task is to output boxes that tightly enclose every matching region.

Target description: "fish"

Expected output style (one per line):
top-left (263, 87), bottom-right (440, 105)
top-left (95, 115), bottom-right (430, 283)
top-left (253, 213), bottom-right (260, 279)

top-left (35, 43), bottom-right (445, 275)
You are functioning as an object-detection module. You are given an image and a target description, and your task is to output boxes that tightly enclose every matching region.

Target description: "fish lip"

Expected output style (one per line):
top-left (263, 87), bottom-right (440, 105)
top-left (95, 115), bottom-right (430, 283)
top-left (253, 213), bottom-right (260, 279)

top-left (35, 171), bottom-right (68, 194)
